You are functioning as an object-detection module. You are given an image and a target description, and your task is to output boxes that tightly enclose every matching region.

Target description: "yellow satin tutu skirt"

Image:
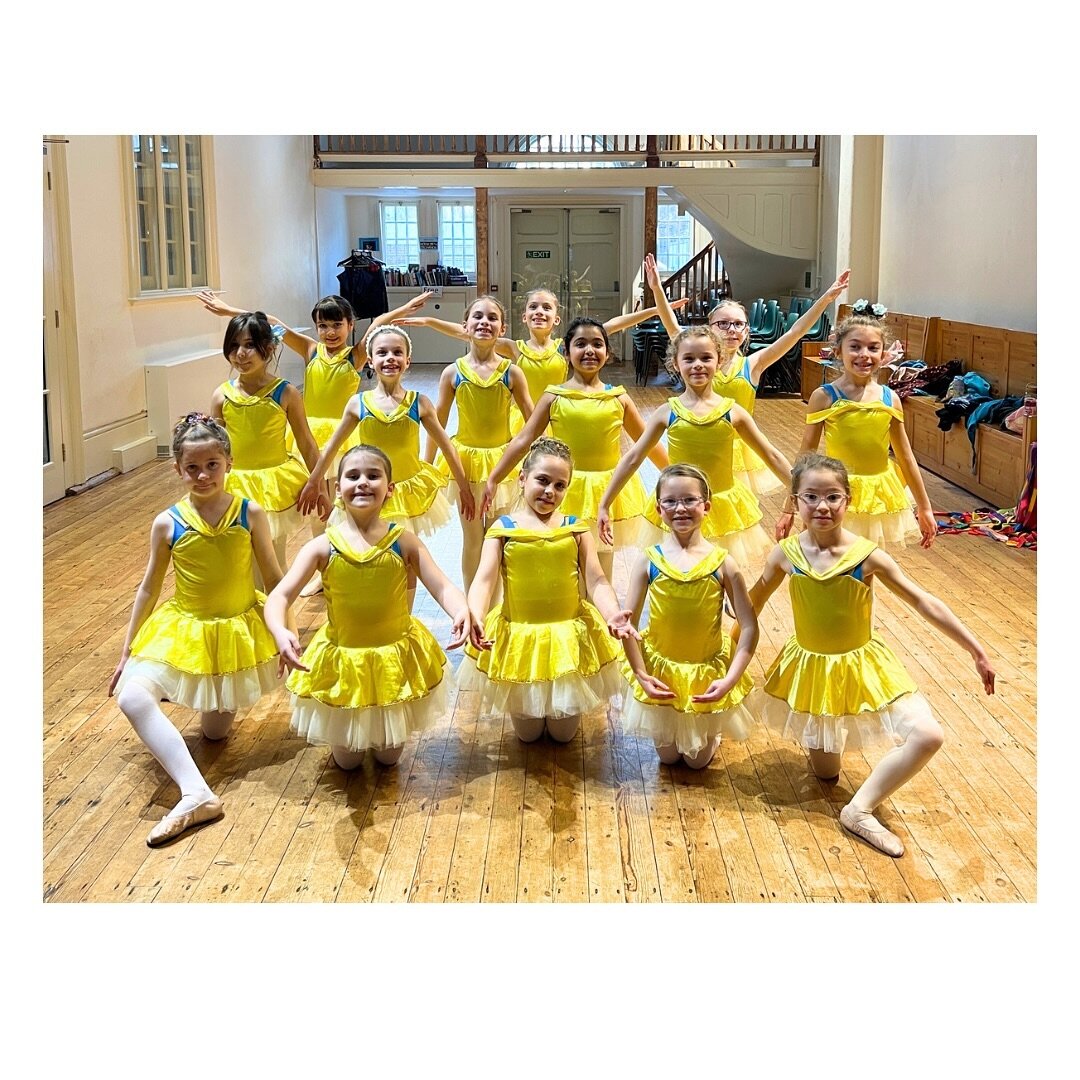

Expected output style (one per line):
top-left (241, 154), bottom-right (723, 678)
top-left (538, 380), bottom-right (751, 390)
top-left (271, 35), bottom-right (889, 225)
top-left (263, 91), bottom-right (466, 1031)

top-left (117, 597), bottom-right (279, 713)
top-left (458, 600), bottom-right (624, 719)
top-left (732, 438), bottom-right (784, 495)
top-left (438, 439), bottom-right (519, 517)
top-left (226, 459), bottom-right (309, 541)
top-left (842, 462), bottom-right (920, 545)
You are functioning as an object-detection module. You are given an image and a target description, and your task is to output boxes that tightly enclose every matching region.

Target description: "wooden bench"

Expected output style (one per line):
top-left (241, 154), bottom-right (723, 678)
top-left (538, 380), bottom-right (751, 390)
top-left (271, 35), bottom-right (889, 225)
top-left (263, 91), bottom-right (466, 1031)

top-left (800, 310), bottom-right (1036, 509)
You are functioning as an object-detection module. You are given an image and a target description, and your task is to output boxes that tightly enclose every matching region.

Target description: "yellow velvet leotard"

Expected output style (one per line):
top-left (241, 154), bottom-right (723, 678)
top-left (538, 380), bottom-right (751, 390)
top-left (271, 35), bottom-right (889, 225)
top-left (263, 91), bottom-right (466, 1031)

top-left (458, 515), bottom-right (623, 718)
top-left (115, 495), bottom-right (278, 711)
top-left (546, 383), bottom-right (649, 531)
top-left (220, 377), bottom-right (309, 539)
top-left (287, 524), bottom-right (449, 750)
top-left (437, 357), bottom-right (518, 511)
top-left (806, 383), bottom-right (917, 544)
top-left (302, 343), bottom-right (362, 452)
top-left (647, 398), bottom-right (769, 562)
top-left (509, 337), bottom-right (566, 432)
top-left (758, 535), bottom-right (925, 753)
top-left (354, 389), bottom-right (450, 533)
top-left (713, 355), bottom-right (782, 494)
top-left (620, 544), bottom-right (754, 754)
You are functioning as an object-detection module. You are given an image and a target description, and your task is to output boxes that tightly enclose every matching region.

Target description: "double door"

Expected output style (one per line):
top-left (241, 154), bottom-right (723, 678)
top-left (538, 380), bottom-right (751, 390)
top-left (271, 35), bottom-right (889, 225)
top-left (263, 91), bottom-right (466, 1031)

top-left (509, 207), bottom-right (621, 331)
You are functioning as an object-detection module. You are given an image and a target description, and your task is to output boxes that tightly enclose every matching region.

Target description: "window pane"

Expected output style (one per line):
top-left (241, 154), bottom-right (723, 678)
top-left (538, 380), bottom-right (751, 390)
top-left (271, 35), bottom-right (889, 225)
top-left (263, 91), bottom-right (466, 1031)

top-left (133, 135), bottom-right (161, 290)
top-left (381, 202), bottom-right (420, 269)
top-left (655, 203), bottom-right (693, 273)
top-left (184, 136), bottom-right (207, 287)
top-left (439, 203), bottom-right (476, 275)
top-left (160, 135), bottom-right (184, 289)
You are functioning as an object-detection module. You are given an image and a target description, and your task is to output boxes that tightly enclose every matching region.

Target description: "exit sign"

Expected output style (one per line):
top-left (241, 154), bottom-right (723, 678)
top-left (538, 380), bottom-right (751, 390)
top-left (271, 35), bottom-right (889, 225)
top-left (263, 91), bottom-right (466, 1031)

top-left (526, 249), bottom-right (551, 259)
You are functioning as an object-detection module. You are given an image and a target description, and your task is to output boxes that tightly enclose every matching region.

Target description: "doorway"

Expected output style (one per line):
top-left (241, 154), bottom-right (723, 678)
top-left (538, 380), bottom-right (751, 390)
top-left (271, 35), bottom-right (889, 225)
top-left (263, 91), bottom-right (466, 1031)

top-left (43, 141), bottom-right (71, 505)
top-left (509, 206), bottom-right (622, 330)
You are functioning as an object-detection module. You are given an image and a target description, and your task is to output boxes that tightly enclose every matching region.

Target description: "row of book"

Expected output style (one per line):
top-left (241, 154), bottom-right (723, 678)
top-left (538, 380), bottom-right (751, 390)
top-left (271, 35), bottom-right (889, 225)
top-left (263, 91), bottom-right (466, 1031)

top-left (384, 265), bottom-right (471, 287)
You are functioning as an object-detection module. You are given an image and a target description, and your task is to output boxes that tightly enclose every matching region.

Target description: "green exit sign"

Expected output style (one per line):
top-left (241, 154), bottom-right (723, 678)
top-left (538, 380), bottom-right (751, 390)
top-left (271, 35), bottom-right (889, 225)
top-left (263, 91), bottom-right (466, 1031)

top-left (526, 249), bottom-right (551, 259)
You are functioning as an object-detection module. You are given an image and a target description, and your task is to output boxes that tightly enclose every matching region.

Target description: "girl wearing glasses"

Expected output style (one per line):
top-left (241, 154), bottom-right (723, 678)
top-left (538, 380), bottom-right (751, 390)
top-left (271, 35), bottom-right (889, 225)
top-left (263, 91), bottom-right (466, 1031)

top-left (747, 453), bottom-right (995, 857)
top-left (788, 310), bottom-right (936, 547)
top-left (620, 465), bottom-right (758, 769)
top-left (645, 257), bottom-right (850, 495)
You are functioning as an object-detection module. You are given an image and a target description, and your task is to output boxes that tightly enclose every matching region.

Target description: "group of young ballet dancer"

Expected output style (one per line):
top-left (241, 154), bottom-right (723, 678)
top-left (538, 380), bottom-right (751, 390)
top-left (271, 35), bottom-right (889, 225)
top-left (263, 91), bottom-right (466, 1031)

top-left (107, 258), bottom-right (996, 863)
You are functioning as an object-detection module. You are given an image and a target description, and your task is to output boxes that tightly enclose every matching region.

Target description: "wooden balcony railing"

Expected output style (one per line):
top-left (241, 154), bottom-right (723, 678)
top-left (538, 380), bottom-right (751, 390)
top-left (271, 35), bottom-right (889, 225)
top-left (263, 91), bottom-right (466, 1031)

top-left (313, 135), bottom-right (820, 167)
top-left (661, 243), bottom-right (731, 323)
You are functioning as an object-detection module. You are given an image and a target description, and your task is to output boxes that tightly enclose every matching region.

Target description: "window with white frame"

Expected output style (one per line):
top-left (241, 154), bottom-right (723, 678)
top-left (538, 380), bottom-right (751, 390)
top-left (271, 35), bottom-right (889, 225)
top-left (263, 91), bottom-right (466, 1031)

top-left (130, 135), bottom-right (210, 292)
top-left (380, 201), bottom-right (420, 269)
top-left (655, 202), bottom-right (694, 274)
top-left (438, 201), bottom-right (476, 276)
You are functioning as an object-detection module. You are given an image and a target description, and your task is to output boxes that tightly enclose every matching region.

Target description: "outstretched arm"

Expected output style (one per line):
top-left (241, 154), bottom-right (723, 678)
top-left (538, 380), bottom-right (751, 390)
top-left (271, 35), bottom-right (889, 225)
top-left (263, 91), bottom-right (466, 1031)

top-left (264, 536), bottom-right (330, 675)
top-left (196, 290), bottom-right (317, 362)
top-left (868, 550), bottom-right (995, 694)
top-left (597, 409), bottom-right (667, 545)
top-left (579, 532), bottom-right (639, 640)
top-left (395, 314), bottom-right (520, 360)
top-left (403, 532), bottom-right (471, 649)
top-left (418, 394), bottom-right (475, 520)
top-left (466, 536), bottom-right (503, 649)
top-left (622, 397), bottom-right (670, 469)
top-left (889, 416), bottom-right (937, 549)
top-left (747, 269), bottom-right (851, 383)
top-left (297, 398), bottom-right (361, 515)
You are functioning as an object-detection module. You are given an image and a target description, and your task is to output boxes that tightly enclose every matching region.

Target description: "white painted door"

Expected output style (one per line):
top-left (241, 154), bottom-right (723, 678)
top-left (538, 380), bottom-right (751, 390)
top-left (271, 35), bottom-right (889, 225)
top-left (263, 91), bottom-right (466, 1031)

top-left (43, 143), bottom-right (69, 505)
top-left (509, 206), bottom-right (622, 332)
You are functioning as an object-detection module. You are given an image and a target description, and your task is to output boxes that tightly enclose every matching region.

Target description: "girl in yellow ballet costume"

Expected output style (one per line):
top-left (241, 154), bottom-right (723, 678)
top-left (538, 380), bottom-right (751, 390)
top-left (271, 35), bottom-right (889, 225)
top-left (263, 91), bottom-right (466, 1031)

top-left (645, 255), bottom-right (850, 495)
top-left (398, 284), bottom-right (688, 432)
top-left (209, 312), bottom-right (327, 576)
top-left (199, 290), bottom-right (430, 593)
top-left (266, 445), bottom-right (470, 770)
top-left (460, 437), bottom-right (637, 745)
top-left (109, 415), bottom-right (282, 847)
top-left (786, 308), bottom-right (936, 547)
top-left (748, 453), bottom-right (995, 857)
top-left (297, 325), bottom-right (473, 543)
top-left (597, 322), bottom-right (791, 569)
top-left (424, 295), bottom-right (534, 589)
top-left (620, 465), bottom-right (758, 770)
top-left (481, 317), bottom-right (668, 578)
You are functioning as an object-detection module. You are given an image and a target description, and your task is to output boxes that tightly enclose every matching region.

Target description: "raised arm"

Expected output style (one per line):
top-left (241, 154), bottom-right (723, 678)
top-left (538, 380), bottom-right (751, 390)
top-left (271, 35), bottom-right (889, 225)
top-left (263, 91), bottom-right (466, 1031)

top-left (196, 290), bottom-right (317, 362)
top-left (370, 291), bottom-right (436, 332)
top-left (889, 416), bottom-right (937, 548)
top-left (747, 269), bottom-right (851, 383)
top-left (418, 394), bottom-right (475, 520)
top-left (642, 253), bottom-right (683, 339)
top-left (868, 550), bottom-right (995, 694)
top-left (108, 515), bottom-right (173, 695)
top-left (395, 315), bottom-right (519, 360)
top-left (481, 393), bottom-right (556, 513)
top-left (596, 409), bottom-right (667, 545)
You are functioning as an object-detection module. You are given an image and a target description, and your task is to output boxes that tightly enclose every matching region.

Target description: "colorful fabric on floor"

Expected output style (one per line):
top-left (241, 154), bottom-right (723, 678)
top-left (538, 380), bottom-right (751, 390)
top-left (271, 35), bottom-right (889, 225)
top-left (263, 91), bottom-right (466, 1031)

top-left (934, 507), bottom-right (1036, 549)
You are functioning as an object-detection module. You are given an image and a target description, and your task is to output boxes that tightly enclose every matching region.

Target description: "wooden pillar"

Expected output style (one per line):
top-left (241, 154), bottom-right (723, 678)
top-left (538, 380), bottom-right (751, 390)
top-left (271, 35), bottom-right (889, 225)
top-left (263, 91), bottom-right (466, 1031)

top-left (476, 187), bottom-right (489, 295)
top-left (643, 186), bottom-right (657, 307)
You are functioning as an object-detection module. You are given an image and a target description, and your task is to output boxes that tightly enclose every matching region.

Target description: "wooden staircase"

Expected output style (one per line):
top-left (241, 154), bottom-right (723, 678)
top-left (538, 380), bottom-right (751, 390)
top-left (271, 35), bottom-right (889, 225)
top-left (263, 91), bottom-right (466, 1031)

top-left (660, 243), bottom-right (729, 323)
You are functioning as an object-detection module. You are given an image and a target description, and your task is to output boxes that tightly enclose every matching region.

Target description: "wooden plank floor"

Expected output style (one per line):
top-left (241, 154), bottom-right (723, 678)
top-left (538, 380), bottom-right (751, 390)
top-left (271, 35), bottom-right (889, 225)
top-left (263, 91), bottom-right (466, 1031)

top-left (42, 361), bottom-right (1037, 903)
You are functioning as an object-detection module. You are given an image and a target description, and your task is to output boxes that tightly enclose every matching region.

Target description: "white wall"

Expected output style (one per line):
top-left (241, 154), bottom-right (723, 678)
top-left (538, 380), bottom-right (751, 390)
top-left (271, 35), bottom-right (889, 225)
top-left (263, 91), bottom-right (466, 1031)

top-left (62, 135), bottom-right (318, 480)
top-left (878, 135), bottom-right (1036, 330)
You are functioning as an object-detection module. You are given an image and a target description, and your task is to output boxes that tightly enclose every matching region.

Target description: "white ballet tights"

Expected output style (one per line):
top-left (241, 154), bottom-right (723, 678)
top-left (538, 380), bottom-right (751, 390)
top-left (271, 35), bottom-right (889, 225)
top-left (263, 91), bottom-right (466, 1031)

top-left (511, 714), bottom-right (581, 743)
top-left (200, 710), bottom-right (235, 740)
top-left (117, 679), bottom-right (215, 811)
top-left (655, 736), bottom-right (720, 769)
top-left (850, 715), bottom-right (944, 812)
top-left (330, 744), bottom-right (405, 769)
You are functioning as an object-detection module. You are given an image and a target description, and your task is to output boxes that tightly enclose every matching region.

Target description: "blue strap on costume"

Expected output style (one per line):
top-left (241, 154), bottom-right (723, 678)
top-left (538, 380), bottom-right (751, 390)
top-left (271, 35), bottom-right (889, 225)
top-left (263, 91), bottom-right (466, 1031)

top-left (357, 393), bottom-right (370, 420)
top-left (387, 523), bottom-right (403, 558)
top-left (823, 381), bottom-right (846, 403)
top-left (166, 505), bottom-right (190, 547)
top-left (269, 379), bottom-right (289, 407)
top-left (238, 498), bottom-right (250, 531)
top-left (408, 394), bottom-right (421, 422)
top-left (499, 515), bottom-right (516, 528)
top-left (741, 356), bottom-right (759, 391)
top-left (791, 560), bottom-right (865, 580)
